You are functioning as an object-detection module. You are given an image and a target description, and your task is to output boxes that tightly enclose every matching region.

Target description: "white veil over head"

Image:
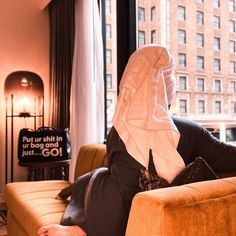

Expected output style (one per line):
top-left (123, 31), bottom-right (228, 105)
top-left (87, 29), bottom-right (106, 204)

top-left (112, 45), bottom-right (185, 183)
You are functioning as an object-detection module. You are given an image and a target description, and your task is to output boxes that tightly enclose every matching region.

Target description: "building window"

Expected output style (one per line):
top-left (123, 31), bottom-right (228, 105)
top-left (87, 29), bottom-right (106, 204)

top-left (106, 49), bottom-right (112, 64)
top-left (138, 7), bottom-right (145, 21)
top-left (106, 74), bottom-right (112, 89)
top-left (215, 101), bottom-right (222, 113)
top-left (213, 37), bottom-right (220, 50)
top-left (198, 100), bottom-right (205, 113)
top-left (179, 76), bottom-right (187, 90)
top-left (106, 24), bottom-right (112, 40)
top-left (229, 0), bottom-right (236, 12)
top-left (178, 53), bottom-right (187, 67)
top-left (213, 0), bottom-right (220, 8)
top-left (229, 20), bottom-right (236, 32)
top-left (196, 11), bottom-right (204, 25)
top-left (178, 6), bottom-right (186, 21)
top-left (151, 6), bottom-right (156, 21)
top-left (229, 40), bottom-right (236, 53)
top-left (197, 0), bottom-right (204, 3)
top-left (197, 78), bottom-right (205, 91)
top-left (138, 31), bottom-right (145, 47)
top-left (178, 30), bottom-right (186, 44)
top-left (197, 56), bottom-right (204, 69)
top-left (215, 79), bottom-right (221, 92)
top-left (213, 15), bottom-right (220, 29)
top-left (196, 33), bottom-right (204, 47)
top-left (105, 0), bottom-right (111, 14)
top-left (179, 99), bottom-right (187, 113)
top-left (229, 61), bottom-right (236, 73)
top-left (231, 102), bottom-right (236, 113)
top-left (151, 30), bottom-right (156, 43)
top-left (214, 58), bottom-right (221, 72)
top-left (230, 81), bottom-right (236, 93)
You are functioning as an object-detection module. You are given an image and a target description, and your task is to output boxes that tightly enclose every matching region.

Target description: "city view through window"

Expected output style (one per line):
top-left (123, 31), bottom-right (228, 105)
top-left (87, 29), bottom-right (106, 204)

top-left (104, 0), bottom-right (236, 145)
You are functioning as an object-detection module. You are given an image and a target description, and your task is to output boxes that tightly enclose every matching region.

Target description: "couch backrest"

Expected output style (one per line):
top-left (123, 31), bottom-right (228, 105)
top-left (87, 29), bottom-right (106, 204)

top-left (74, 143), bottom-right (108, 180)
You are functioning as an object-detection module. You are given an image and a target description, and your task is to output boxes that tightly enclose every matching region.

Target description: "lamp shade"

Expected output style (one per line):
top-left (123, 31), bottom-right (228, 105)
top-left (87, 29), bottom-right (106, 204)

top-left (4, 71), bottom-right (44, 115)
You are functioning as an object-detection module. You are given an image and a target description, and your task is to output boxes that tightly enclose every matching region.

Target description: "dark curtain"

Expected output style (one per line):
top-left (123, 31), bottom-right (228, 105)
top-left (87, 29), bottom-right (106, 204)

top-left (48, 0), bottom-right (75, 129)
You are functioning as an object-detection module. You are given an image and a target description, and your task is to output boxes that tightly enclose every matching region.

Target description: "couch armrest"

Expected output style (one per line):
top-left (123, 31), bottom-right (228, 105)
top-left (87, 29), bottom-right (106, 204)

top-left (74, 143), bottom-right (107, 180)
top-left (125, 177), bottom-right (236, 236)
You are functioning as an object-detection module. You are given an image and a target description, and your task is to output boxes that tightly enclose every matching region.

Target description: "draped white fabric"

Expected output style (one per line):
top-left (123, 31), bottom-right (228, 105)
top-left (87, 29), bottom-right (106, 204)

top-left (69, 0), bottom-right (104, 181)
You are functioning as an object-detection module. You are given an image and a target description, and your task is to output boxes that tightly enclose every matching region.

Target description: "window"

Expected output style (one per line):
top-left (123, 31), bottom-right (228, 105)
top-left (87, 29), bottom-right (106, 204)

top-left (151, 30), bottom-right (156, 43)
top-left (105, 0), bottom-right (111, 14)
top-left (138, 7), bottom-right (145, 21)
top-left (231, 102), bottom-right (236, 113)
top-left (229, 0), bottom-right (235, 12)
top-left (215, 79), bottom-right (221, 92)
top-left (151, 6), bottom-right (156, 21)
top-left (214, 58), bottom-right (221, 72)
top-left (178, 30), bottom-right (186, 44)
top-left (197, 56), bottom-right (204, 69)
top-left (106, 24), bottom-right (112, 39)
top-left (196, 33), bottom-right (204, 47)
top-left (198, 100), bottom-right (205, 113)
top-left (229, 20), bottom-right (236, 32)
top-left (106, 49), bottom-right (112, 64)
top-left (179, 76), bottom-right (187, 90)
top-left (197, 78), bottom-right (205, 91)
top-left (230, 81), bottom-right (236, 93)
top-left (213, 16), bottom-right (220, 29)
top-left (215, 101), bottom-right (222, 113)
top-left (178, 53), bottom-right (187, 67)
top-left (106, 74), bottom-right (112, 89)
top-left (229, 61), bottom-right (236, 73)
top-left (178, 6), bottom-right (186, 21)
top-left (180, 99), bottom-right (187, 113)
top-left (213, 0), bottom-right (220, 8)
top-left (229, 40), bottom-right (236, 53)
top-left (138, 31), bottom-right (145, 47)
top-left (196, 11), bottom-right (204, 25)
top-left (197, 0), bottom-right (204, 3)
top-left (213, 37), bottom-right (220, 50)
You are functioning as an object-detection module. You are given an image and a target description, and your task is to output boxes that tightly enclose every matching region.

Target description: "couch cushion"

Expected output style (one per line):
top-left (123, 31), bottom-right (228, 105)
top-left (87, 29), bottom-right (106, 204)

top-left (5, 180), bottom-right (70, 236)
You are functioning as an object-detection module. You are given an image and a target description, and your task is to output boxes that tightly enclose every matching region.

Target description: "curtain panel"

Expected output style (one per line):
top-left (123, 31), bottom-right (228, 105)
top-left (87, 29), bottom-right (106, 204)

top-left (48, 0), bottom-right (75, 129)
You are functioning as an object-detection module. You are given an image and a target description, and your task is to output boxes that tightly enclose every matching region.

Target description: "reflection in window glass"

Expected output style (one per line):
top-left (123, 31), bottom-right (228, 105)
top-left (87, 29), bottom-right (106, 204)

top-left (213, 37), bottom-right (220, 50)
top-left (196, 33), bottom-right (204, 47)
top-left (179, 76), bottom-right (187, 90)
top-left (229, 20), bottom-right (236, 32)
top-left (197, 56), bottom-right (204, 69)
top-left (213, 0), bottom-right (220, 8)
top-left (229, 61), bottom-right (236, 73)
top-left (138, 30), bottom-right (145, 47)
top-left (178, 30), bottom-right (186, 44)
top-left (196, 11), bottom-right (204, 25)
top-left (178, 6), bottom-right (186, 21)
top-left (151, 6), bottom-right (156, 21)
top-left (215, 101), bottom-right (222, 113)
top-left (138, 7), bottom-right (145, 21)
top-left (214, 58), bottom-right (221, 72)
top-left (229, 40), bottom-right (236, 53)
top-left (229, 0), bottom-right (236, 12)
top-left (151, 30), bottom-right (156, 43)
top-left (178, 53), bottom-right (187, 67)
top-left (198, 100), bottom-right (205, 113)
top-left (231, 102), bottom-right (236, 113)
top-left (180, 99), bottom-right (187, 113)
top-left (215, 80), bottom-right (221, 92)
top-left (230, 81), bottom-right (236, 93)
top-left (213, 15), bottom-right (220, 29)
top-left (197, 78), bottom-right (205, 91)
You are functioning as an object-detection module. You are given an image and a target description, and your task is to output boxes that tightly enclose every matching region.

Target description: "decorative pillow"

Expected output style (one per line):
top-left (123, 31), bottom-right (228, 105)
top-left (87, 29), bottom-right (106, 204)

top-left (171, 157), bottom-right (219, 186)
top-left (139, 156), bottom-right (219, 192)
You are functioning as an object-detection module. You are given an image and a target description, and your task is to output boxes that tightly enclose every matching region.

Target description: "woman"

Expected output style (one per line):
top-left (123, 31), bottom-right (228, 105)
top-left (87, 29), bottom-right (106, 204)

top-left (38, 45), bottom-right (236, 236)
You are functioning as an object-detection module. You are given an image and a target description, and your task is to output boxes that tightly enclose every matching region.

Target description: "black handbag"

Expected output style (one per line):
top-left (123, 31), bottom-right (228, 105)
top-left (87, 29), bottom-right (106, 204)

top-left (18, 127), bottom-right (72, 162)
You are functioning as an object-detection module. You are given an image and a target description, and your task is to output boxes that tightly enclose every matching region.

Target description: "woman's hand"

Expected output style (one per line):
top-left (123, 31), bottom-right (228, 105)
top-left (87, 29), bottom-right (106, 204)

top-left (37, 224), bottom-right (87, 236)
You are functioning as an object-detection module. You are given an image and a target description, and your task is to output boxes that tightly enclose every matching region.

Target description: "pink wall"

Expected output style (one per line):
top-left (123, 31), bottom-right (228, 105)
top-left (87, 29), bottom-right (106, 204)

top-left (0, 0), bottom-right (50, 198)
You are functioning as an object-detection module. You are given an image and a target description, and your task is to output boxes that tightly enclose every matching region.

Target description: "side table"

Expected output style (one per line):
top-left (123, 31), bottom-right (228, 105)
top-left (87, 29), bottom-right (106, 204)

top-left (18, 159), bottom-right (71, 181)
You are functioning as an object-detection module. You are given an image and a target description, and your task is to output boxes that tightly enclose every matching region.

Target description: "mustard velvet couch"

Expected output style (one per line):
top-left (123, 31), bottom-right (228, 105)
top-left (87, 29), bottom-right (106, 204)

top-left (4, 143), bottom-right (236, 236)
